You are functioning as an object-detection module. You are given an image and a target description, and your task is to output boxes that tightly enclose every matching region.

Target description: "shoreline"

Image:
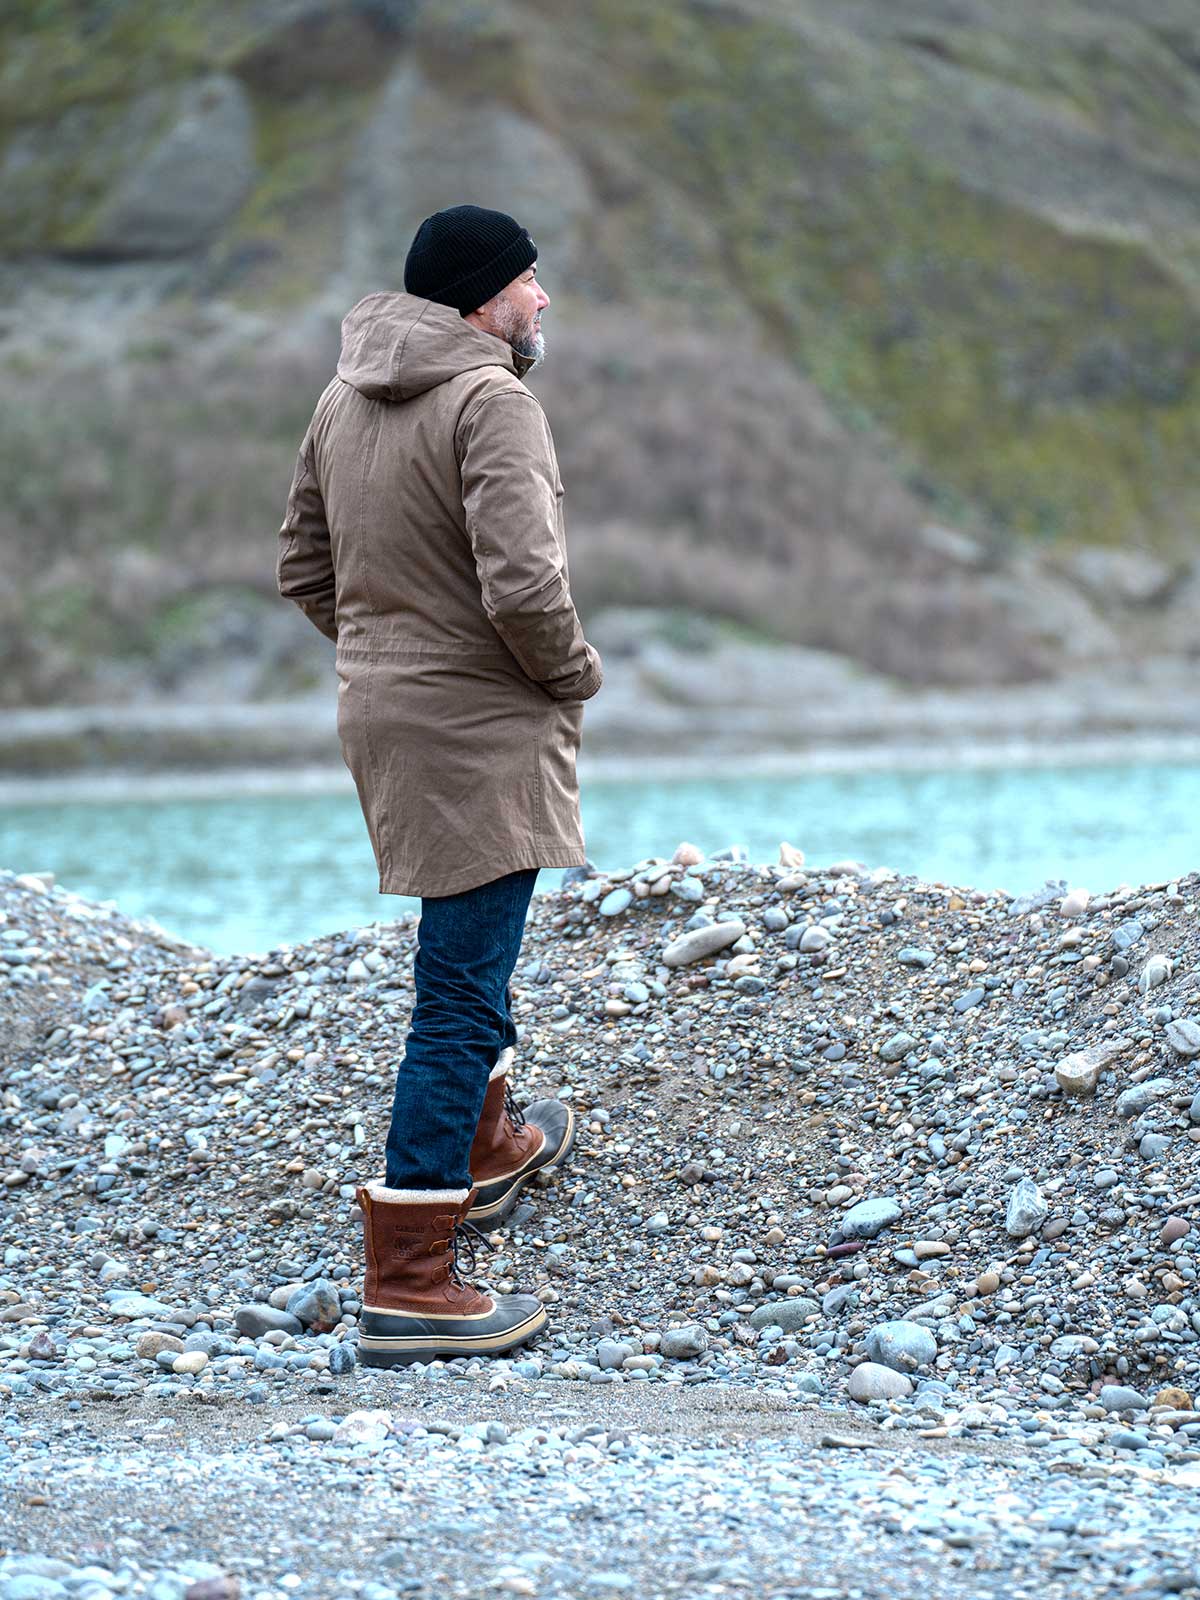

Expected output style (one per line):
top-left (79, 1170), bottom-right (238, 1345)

top-left (1, 730), bottom-right (1199, 806)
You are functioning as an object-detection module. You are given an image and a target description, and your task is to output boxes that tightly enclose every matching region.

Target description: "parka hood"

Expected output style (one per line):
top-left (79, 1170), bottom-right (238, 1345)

top-left (336, 290), bottom-right (535, 401)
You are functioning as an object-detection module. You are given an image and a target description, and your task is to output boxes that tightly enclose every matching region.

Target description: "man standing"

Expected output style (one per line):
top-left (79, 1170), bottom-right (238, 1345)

top-left (277, 205), bottom-right (602, 1366)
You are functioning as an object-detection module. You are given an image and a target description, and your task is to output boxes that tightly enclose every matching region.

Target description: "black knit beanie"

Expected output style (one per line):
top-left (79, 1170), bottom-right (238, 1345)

top-left (403, 204), bottom-right (537, 316)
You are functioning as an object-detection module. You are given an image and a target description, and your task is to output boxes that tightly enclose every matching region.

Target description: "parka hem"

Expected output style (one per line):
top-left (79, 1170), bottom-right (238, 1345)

top-left (378, 851), bottom-right (589, 900)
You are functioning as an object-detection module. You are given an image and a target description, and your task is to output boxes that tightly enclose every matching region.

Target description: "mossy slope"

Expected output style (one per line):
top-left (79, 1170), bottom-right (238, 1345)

top-left (2, 0), bottom-right (1199, 553)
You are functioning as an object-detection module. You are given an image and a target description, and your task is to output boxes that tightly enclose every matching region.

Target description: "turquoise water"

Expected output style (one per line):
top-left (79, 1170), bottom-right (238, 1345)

top-left (2, 761), bottom-right (1197, 955)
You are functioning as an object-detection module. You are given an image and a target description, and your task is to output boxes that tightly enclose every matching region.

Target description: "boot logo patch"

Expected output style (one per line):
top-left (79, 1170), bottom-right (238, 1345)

top-left (378, 1229), bottom-right (435, 1259)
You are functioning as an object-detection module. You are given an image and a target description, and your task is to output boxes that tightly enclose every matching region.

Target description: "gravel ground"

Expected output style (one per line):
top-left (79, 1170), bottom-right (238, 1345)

top-left (3, 1384), bottom-right (1200, 1599)
top-left (1, 844), bottom-right (1198, 1597)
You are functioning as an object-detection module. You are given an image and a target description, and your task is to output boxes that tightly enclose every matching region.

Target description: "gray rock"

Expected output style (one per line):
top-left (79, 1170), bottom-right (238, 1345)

top-left (1109, 1428), bottom-right (1150, 1450)
top-left (233, 1304), bottom-right (303, 1338)
top-left (1117, 1078), bottom-right (1174, 1117)
top-left (1112, 919), bottom-right (1145, 952)
top-left (599, 888), bottom-right (633, 917)
top-left (1099, 1384), bottom-right (1149, 1412)
top-left (1, 1580), bottom-right (70, 1600)
top-left (595, 1339), bottom-right (635, 1370)
top-left (822, 1284), bottom-right (859, 1315)
top-left (1139, 1133), bottom-right (1170, 1160)
top-left (182, 1331), bottom-right (229, 1356)
top-left (879, 1032), bottom-right (917, 1063)
top-left (953, 987), bottom-right (986, 1012)
top-left (747, 1298), bottom-right (819, 1332)
top-left (798, 926), bottom-right (832, 953)
top-left (840, 1197), bottom-right (902, 1239)
top-left (897, 948), bottom-right (936, 968)
top-left (1055, 1051), bottom-right (1102, 1097)
top-left (1008, 881), bottom-right (1066, 916)
top-left (863, 1320), bottom-right (938, 1373)
top-left (670, 878), bottom-right (705, 904)
top-left (660, 1324), bottom-right (709, 1360)
top-left (285, 1279), bottom-right (342, 1332)
top-left (1138, 954), bottom-right (1173, 993)
top-left (1050, 1335), bottom-right (1098, 1358)
top-left (1005, 1176), bottom-right (1048, 1238)
top-left (328, 1342), bottom-right (357, 1375)
top-left (104, 1291), bottom-right (175, 1320)
top-left (662, 922), bottom-right (746, 968)
top-left (848, 1361), bottom-right (913, 1402)
top-left (1165, 1018), bottom-right (1200, 1058)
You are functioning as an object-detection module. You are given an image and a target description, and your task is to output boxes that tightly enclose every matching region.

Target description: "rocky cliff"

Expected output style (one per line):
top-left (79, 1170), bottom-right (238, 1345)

top-left (2, 0), bottom-right (1198, 704)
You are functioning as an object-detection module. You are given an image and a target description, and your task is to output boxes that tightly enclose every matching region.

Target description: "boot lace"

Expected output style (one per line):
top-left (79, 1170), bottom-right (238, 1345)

top-left (449, 1218), bottom-right (490, 1288)
top-left (503, 1082), bottom-right (527, 1132)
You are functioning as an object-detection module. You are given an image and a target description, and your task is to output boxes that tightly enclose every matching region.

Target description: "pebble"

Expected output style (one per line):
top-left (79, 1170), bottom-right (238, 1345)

top-left (661, 921), bottom-right (745, 967)
top-left (879, 1033), bottom-right (916, 1063)
top-left (234, 1305), bottom-right (303, 1338)
top-left (171, 1350), bottom-right (209, 1375)
top-left (897, 948), bottom-right (935, 969)
top-left (328, 1342), bottom-right (357, 1375)
top-left (106, 1292), bottom-right (175, 1320)
top-left (285, 1280), bottom-right (341, 1332)
top-left (1054, 1047), bottom-right (1108, 1097)
top-left (332, 1409), bottom-right (392, 1446)
top-left (839, 1198), bottom-right (902, 1239)
top-left (136, 1332), bottom-right (183, 1360)
top-left (1116, 1078), bottom-right (1172, 1118)
top-left (863, 1321), bottom-right (937, 1373)
top-left (1004, 1177), bottom-right (1048, 1239)
top-left (847, 1362), bottom-right (913, 1401)
top-left (1166, 1017), bottom-right (1200, 1058)
top-left (660, 1325), bottom-right (709, 1360)
top-left (596, 1339), bottom-right (635, 1370)
top-left (1099, 1385), bottom-right (1148, 1412)
top-left (748, 1298), bottom-right (819, 1332)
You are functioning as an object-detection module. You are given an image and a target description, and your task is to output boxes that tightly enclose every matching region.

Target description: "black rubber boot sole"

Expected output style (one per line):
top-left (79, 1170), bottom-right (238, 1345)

top-left (467, 1101), bottom-right (576, 1224)
top-left (356, 1296), bottom-right (547, 1368)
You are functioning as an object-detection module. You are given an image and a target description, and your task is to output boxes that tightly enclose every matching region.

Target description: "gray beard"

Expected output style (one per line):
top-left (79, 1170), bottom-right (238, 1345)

top-left (512, 327), bottom-right (545, 368)
top-left (494, 299), bottom-right (545, 368)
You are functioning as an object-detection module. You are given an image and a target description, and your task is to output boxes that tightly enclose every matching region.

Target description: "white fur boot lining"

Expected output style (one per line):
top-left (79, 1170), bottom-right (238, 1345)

top-left (489, 1046), bottom-right (515, 1083)
top-left (364, 1183), bottom-right (471, 1205)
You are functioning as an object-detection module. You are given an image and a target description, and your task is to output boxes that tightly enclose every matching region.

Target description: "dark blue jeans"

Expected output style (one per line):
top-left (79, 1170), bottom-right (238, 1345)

top-left (384, 867), bottom-right (540, 1191)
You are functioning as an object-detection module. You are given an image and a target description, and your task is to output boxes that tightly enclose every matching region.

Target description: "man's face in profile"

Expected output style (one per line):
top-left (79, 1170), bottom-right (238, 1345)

top-left (468, 262), bottom-right (550, 367)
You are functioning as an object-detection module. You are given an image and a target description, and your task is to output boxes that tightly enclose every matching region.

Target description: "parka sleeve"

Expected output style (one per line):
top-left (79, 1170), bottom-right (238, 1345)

top-left (458, 391), bottom-right (603, 702)
top-left (277, 430), bottom-right (338, 645)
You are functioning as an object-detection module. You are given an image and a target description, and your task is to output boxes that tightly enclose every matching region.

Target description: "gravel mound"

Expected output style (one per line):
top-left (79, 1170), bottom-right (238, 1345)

top-left (1, 847), bottom-right (1197, 1458)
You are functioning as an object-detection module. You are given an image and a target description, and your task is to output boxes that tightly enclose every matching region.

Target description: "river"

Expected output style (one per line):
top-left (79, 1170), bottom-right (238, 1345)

top-left (2, 757), bottom-right (1196, 954)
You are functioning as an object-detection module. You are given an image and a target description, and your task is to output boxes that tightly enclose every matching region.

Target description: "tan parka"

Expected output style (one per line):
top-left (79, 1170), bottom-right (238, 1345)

top-left (277, 291), bottom-right (602, 898)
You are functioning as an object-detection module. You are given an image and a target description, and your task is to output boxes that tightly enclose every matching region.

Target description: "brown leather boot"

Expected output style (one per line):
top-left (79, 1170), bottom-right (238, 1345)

top-left (356, 1183), bottom-right (546, 1367)
top-left (467, 1047), bottom-right (576, 1224)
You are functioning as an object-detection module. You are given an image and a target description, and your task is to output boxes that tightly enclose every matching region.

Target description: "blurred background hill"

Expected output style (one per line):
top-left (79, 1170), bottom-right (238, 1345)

top-left (2, 0), bottom-right (1199, 710)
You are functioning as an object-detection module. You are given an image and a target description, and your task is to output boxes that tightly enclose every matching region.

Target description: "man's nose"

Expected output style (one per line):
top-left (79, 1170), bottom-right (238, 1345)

top-left (536, 283), bottom-right (550, 310)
